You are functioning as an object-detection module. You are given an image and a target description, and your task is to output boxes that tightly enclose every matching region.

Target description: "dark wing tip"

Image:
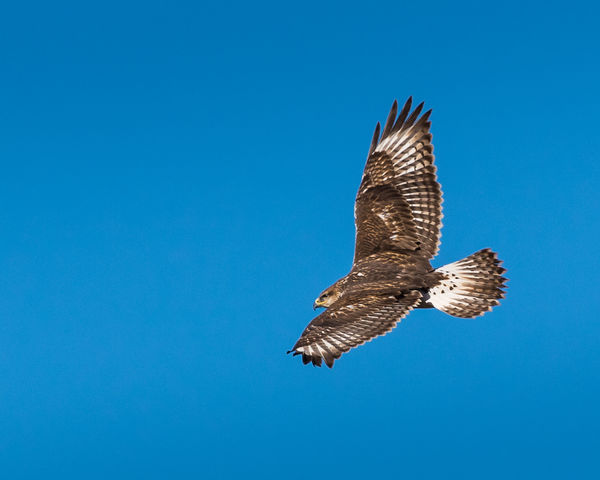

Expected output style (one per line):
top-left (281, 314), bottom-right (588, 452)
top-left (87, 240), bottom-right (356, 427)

top-left (381, 100), bottom-right (399, 138)
top-left (373, 121), bottom-right (381, 140)
top-left (413, 108), bottom-right (433, 132)
top-left (393, 96), bottom-right (414, 132)
top-left (406, 101), bottom-right (425, 126)
top-left (378, 96), bottom-right (431, 141)
top-left (368, 121), bottom-right (382, 156)
top-left (290, 349), bottom-right (336, 368)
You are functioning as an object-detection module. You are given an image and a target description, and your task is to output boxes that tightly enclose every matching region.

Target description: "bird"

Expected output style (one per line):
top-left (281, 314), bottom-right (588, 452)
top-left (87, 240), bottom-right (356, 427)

top-left (288, 97), bottom-right (507, 368)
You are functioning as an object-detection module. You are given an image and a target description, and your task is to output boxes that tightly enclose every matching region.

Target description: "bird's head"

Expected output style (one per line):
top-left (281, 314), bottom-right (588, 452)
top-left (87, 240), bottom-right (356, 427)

top-left (313, 285), bottom-right (342, 310)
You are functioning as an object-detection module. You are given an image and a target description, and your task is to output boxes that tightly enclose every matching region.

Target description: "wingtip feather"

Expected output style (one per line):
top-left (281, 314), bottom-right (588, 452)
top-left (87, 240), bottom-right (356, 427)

top-left (393, 97), bottom-right (413, 132)
top-left (368, 121), bottom-right (381, 155)
top-left (381, 100), bottom-right (398, 138)
top-left (406, 101), bottom-right (425, 125)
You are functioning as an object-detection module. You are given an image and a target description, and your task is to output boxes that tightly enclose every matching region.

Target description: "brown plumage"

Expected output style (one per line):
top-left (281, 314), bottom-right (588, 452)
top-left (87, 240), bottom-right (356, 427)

top-left (289, 98), bottom-right (507, 368)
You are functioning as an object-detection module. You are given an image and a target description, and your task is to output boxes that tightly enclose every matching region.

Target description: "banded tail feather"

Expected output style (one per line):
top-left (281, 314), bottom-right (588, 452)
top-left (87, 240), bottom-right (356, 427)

top-left (427, 248), bottom-right (507, 318)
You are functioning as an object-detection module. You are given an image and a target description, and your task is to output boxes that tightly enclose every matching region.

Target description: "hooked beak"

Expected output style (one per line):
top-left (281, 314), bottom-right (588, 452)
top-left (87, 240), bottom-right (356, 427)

top-left (313, 299), bottom-right (324, 310)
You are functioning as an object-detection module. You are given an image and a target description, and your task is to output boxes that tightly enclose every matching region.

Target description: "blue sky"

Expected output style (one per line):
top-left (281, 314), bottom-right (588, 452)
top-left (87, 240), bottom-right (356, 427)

top-left (1, 1), bottom-right (599, 478)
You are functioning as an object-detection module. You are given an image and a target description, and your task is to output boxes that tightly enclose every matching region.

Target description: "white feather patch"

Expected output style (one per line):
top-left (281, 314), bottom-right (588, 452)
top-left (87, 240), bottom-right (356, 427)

top-left (428, 260), bottom-right (480, 311)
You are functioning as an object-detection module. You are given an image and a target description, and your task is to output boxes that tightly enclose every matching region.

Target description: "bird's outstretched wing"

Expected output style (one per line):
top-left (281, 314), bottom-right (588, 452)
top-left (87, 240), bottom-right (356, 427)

top-left (354, 98), bottom-right (443, 263)
top-left (288, 290), bottom-right (422, 368)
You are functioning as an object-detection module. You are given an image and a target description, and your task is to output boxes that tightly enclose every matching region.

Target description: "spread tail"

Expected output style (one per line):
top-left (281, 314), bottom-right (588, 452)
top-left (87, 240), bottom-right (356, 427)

top-left (428, 248), bottom-right (507, 318)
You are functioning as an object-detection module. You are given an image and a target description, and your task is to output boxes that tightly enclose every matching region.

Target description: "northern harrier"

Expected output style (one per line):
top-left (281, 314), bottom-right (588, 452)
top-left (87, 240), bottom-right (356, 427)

top-left (289, 98), bottom-right (507, 368)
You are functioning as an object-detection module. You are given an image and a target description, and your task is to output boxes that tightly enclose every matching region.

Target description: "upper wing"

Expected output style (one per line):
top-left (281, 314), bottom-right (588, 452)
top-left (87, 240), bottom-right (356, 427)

top-left (288, 290), bottom-right (422, 368)
top-left (354, 97), bottom-right (443, 263)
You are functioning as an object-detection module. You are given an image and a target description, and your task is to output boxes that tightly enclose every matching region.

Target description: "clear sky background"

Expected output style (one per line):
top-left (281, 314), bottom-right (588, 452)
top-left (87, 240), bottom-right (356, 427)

top-left (1, 1), bottom-right (599, 478)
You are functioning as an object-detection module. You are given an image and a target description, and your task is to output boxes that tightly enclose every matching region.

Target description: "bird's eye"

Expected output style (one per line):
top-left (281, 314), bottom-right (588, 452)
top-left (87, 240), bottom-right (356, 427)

top-left (322, 293), bottom-right (328, 298)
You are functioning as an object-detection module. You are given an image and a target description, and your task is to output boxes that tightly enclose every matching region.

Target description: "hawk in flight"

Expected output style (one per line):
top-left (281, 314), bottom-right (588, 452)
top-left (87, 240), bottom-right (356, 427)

top-left (289, 98), bottom-right (507, 368)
